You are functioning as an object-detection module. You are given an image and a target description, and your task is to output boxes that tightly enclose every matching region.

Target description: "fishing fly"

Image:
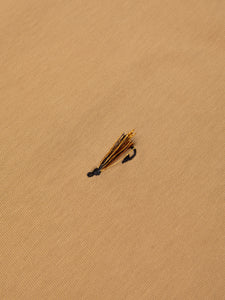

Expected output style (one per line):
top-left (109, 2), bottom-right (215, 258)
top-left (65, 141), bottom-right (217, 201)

top-left (87, 129), bottom-right (136, 177)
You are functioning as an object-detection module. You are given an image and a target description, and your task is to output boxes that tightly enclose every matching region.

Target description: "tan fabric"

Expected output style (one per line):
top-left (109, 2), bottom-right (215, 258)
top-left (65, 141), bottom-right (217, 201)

top-left (0, 1), bottom-right (224, 299)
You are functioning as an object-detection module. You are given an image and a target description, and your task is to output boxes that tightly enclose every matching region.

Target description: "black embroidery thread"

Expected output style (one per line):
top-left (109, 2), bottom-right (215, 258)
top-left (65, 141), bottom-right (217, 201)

top-left (122, 147), bottom-right (137, 164)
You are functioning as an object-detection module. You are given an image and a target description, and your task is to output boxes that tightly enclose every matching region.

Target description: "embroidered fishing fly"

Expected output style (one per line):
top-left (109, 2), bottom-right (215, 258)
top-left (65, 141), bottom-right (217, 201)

top-left (87, 129), bottom-right (136, 177)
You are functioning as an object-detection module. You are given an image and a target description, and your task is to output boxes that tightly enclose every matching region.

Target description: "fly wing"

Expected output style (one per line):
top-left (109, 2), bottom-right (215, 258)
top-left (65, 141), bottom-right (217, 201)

top-left (100, 135), bottom-right (134, 169)
top-left (99, 133), bottom-right (126, 166)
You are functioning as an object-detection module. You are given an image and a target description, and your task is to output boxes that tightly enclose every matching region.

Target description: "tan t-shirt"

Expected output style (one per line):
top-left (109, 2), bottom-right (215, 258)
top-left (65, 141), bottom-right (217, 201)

top-left (0, 1), bottom-right (224, 299)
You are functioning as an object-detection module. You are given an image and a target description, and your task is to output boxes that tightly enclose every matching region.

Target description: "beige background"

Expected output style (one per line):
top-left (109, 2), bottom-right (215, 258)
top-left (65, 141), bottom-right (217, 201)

top-left (0, 1), bottom-right (224, 299)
